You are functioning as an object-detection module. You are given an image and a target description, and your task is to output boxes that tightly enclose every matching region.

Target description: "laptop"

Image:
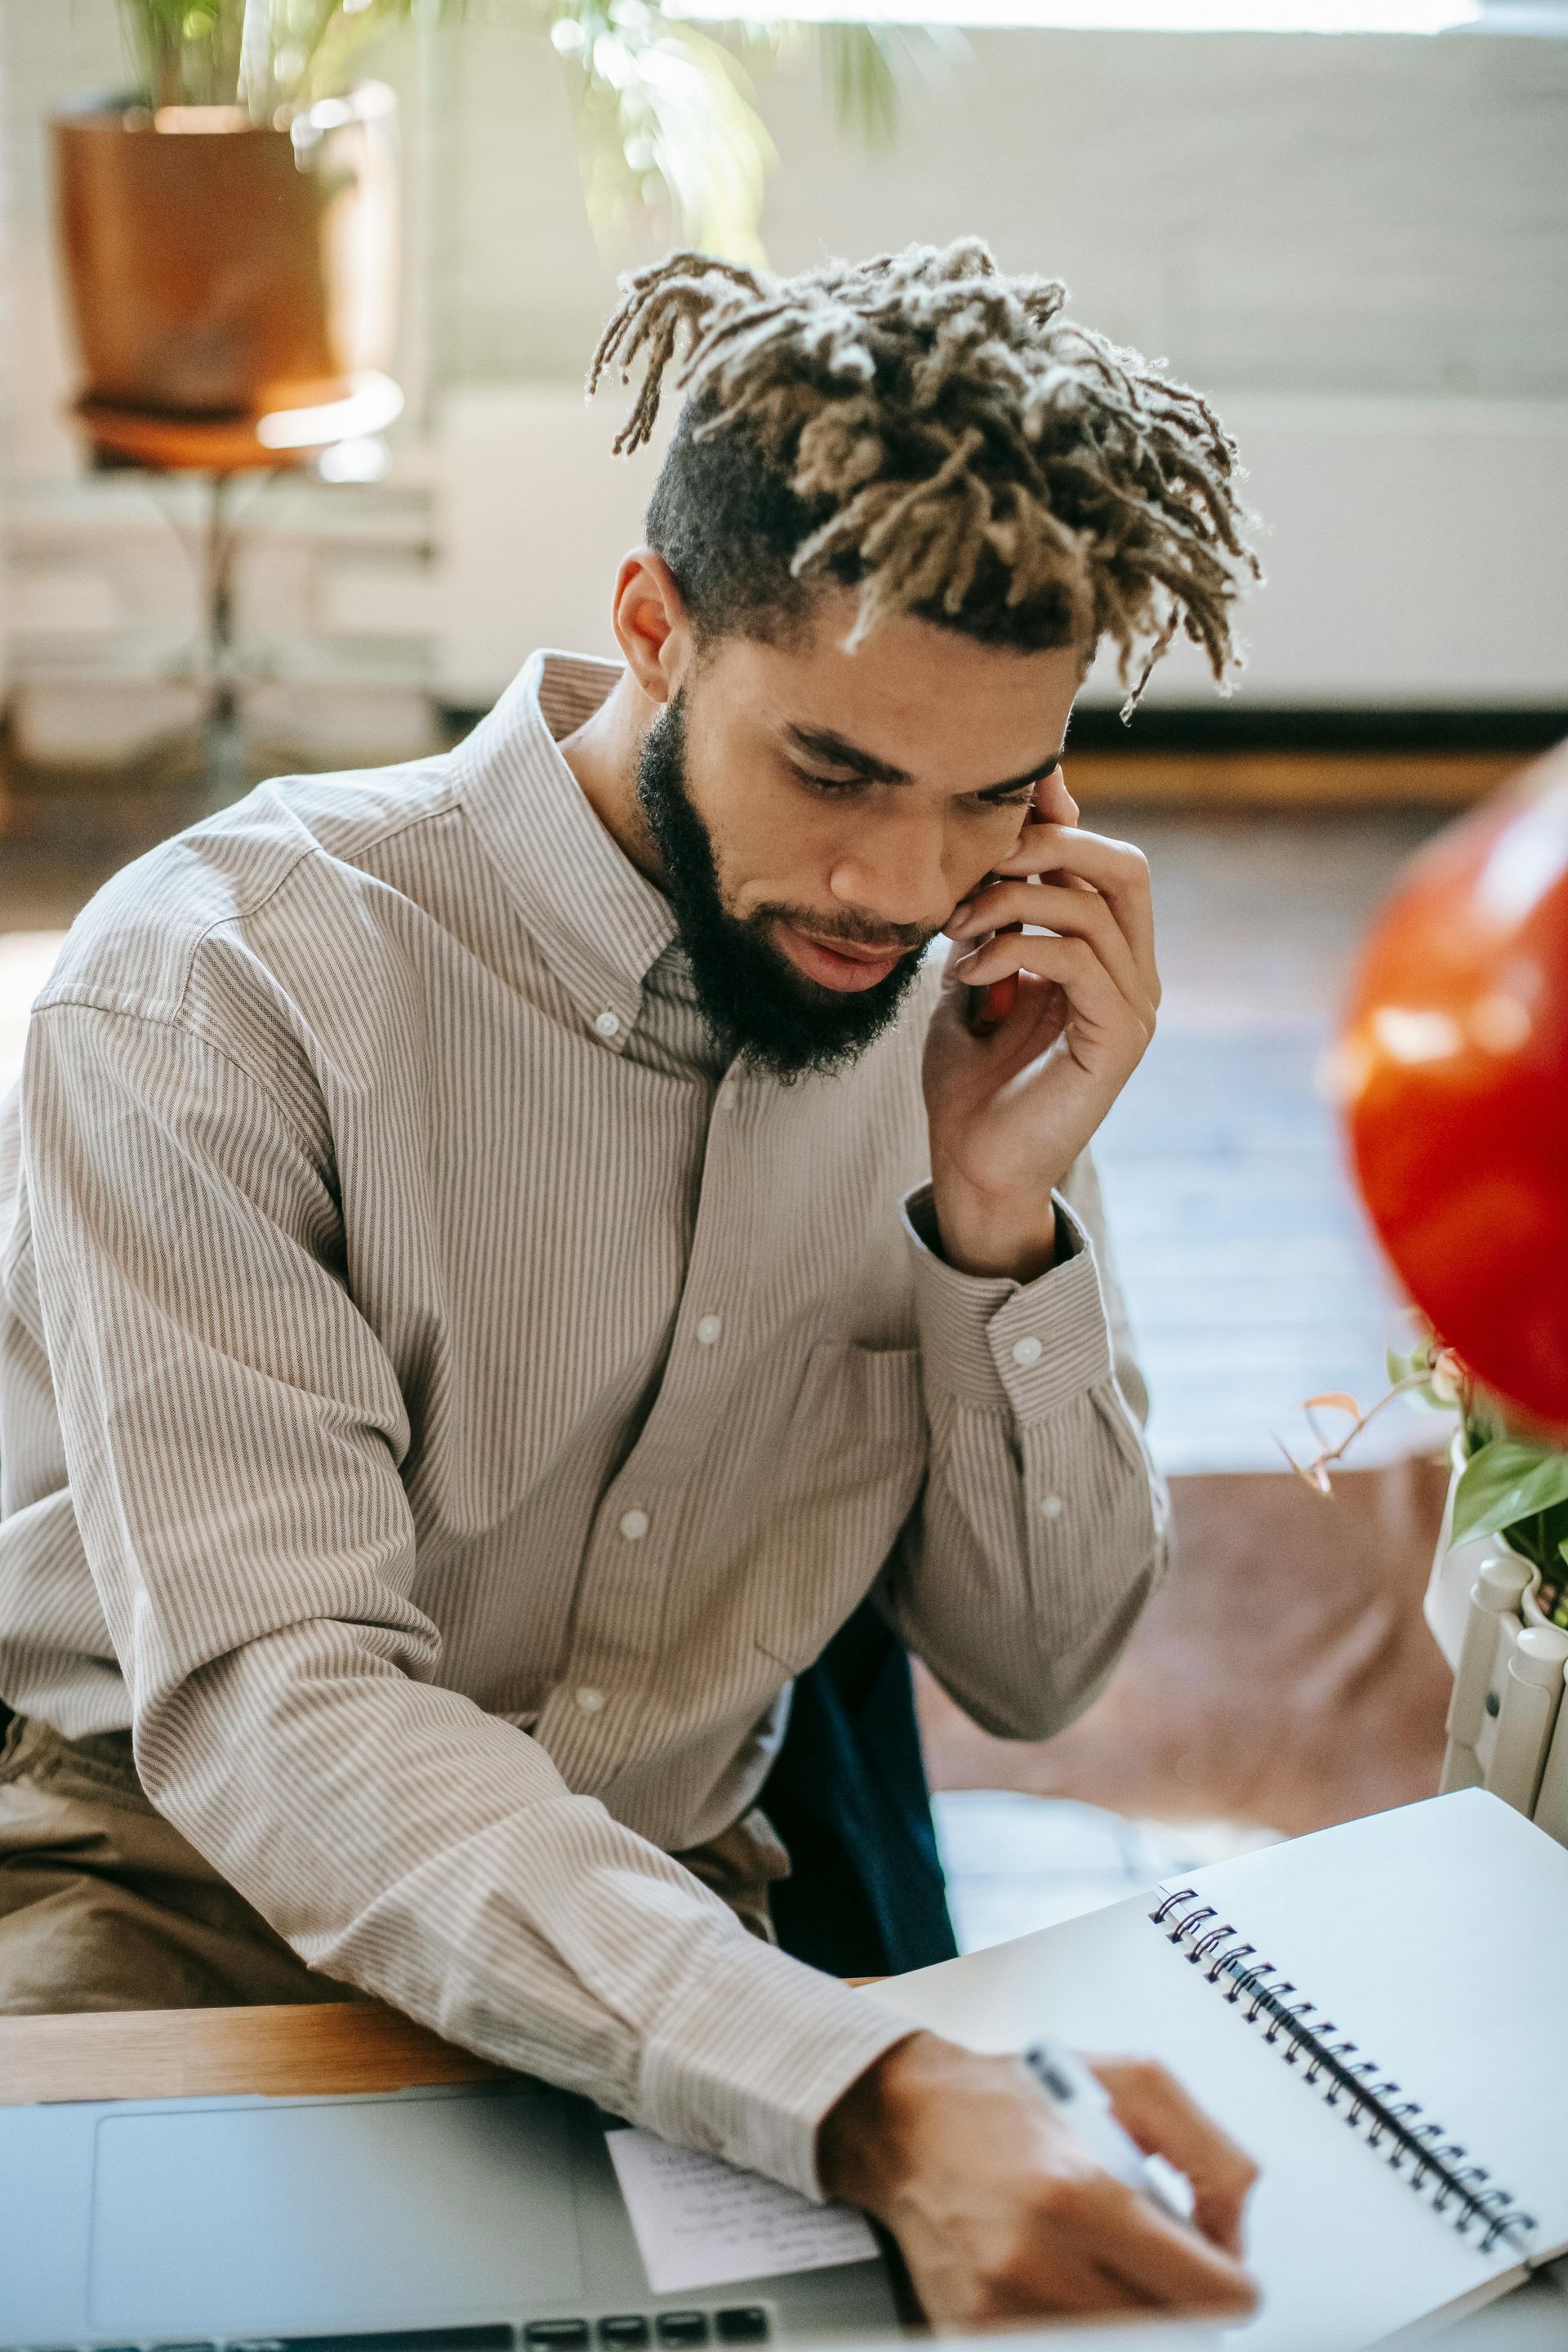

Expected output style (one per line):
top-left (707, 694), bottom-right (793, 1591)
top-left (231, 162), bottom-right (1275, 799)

top-left (0, 2076), bottom-right (901, 2351)
top-left (21, 2065), bottom-right (1552, 2352)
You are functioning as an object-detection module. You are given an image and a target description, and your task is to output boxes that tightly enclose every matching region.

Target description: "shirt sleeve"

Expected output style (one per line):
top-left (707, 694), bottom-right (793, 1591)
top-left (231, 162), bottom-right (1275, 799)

top-left (20, 1001), bottom-right (915, 2197)
top-left (883, 1150), bottom-right (1169, 1741)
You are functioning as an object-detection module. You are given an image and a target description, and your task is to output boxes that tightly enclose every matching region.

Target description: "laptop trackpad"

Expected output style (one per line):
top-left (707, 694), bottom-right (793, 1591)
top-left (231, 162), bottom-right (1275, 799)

top-left (89, 2087), bottom-right (588, 2336)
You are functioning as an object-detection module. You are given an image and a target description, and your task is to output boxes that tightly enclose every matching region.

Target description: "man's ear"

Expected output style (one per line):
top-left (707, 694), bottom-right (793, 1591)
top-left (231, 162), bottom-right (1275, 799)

top-left (612, 549), bottom-right (693, 706)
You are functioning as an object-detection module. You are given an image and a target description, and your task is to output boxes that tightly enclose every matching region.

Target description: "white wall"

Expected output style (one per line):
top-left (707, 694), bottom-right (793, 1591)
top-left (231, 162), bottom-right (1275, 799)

top-left (434, 21), bottom-right (1568, 398)
top-left (1076, 394), bottom-right (1568, 708)
top-left (427, 18), bottom-right (1568, 713)
top-left (3, 4), bottom-right (1566, 749)
top-left (434, 386), bottom-right (1568, 710)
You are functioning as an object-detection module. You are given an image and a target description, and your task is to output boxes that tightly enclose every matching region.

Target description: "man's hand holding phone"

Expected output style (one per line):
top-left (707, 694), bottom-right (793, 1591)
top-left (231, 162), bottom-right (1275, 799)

top-left (923, 768), bottom-right (1160, 1282)
top-left (818, 2031), bottom-right (1258, 2325)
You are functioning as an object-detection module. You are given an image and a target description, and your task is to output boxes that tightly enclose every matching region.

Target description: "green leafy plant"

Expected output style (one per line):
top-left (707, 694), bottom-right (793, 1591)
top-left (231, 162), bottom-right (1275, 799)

top-left (1448, 1433), bottom-right (1568, 1596)
top-left (114, 0), bottom-right (914, 261)
top-left (1381, 1336), bottom-right (1568, 1599)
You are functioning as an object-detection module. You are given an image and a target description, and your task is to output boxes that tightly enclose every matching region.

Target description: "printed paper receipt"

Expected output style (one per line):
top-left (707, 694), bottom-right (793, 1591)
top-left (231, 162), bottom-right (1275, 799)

top-left (605, 2127), bottom-right (880, 2296)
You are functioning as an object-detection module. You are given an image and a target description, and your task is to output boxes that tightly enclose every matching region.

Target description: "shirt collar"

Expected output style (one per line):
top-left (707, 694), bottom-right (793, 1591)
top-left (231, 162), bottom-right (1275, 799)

top-left (452, 650), bottom-right (677, 1047)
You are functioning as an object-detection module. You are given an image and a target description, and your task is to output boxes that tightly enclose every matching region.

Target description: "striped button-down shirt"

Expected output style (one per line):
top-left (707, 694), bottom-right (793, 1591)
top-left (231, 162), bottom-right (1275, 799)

top-left (0, 651), bottom-right (1165, 2194)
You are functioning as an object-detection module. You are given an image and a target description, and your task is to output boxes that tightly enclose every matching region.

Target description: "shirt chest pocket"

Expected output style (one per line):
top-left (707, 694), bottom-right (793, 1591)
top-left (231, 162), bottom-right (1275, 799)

top-left (750, 1339), bottom-right (928, 1674)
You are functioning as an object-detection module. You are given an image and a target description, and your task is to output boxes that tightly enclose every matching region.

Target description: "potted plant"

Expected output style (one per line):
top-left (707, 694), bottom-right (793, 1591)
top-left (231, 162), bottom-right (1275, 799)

top-left (1283, 1335), bottom-right (1568, 1672)
top-left (55, 75), bottom-right (399, 431)
top-left (1414, 1354), bottom-right (1568, 1665)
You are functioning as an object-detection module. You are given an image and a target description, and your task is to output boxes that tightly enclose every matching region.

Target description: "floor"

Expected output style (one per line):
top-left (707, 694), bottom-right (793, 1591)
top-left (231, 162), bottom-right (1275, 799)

top-left (0, 759), bottom-right (1457, 1951)
top-left (933, 1790), bottom-right (1280, 1951)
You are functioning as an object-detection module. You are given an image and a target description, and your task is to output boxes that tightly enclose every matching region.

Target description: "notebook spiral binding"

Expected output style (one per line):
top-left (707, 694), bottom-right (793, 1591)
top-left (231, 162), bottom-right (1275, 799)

top-left (1149, 1888), bottom-right (1539, 2257)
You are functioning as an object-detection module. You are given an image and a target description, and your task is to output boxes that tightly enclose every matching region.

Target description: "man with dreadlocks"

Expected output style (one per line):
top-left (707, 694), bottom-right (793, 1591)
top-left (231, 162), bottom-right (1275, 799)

top-left (0, 242), bottom-right (1259, 2317)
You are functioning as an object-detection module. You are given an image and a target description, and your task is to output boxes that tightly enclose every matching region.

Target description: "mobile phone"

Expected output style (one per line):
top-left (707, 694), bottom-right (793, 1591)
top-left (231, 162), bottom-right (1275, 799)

top-left (965, 929), bottom-right (1022, 1036)
top-left (965, 769), bottom-right (1055, 1036)
top-left (965, 975), bottom-right (1016, 1036)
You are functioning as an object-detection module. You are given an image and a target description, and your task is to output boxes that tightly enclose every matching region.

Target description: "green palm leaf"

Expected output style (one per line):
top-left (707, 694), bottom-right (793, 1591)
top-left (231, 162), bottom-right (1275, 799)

top-left (815, 23), bottom-right (900, 145)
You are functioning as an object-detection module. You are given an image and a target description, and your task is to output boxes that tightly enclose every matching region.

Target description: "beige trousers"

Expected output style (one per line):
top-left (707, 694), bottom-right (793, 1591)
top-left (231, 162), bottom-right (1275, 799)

top-left (0, 1713), bottom-right (782, 2016)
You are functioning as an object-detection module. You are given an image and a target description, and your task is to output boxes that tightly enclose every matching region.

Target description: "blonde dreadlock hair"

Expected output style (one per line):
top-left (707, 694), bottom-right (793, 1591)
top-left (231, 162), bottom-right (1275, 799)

top-left (588, 239), bottom-right (1260, 713)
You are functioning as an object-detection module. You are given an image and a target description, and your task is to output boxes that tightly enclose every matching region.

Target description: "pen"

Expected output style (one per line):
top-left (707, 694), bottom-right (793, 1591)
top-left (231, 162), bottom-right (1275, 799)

top-left (1022, 2040), bottom-right (1194, 2225)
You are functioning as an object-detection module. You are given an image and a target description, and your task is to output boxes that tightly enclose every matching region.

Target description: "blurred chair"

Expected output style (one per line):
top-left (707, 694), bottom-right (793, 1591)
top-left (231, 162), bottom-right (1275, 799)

top-left (68, 377), bottom-right (402, 808)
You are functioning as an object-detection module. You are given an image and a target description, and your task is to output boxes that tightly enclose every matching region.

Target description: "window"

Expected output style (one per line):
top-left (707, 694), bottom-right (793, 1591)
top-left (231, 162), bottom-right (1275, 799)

top-left (666, 0), bottom-right (1560, 33)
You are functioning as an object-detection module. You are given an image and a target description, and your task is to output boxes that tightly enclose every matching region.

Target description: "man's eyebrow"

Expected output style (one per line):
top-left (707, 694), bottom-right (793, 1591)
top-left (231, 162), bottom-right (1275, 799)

top-left (785, 725), bottom-right (910, 784)
top-left (785, 724), bottom-right (1064, 798)
top-left (974, 750), bottom-right (1065, 800)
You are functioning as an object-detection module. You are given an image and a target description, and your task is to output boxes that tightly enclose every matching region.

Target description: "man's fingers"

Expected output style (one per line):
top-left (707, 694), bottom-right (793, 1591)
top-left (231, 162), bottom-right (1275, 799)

top-left (949, 879), bottom-right (1151, 1022)
top-left (1002, 2261), bottom-right (1152, 2319)
top-left (906, 2172), bottom-right (1251, 2328)
top-left (989, 822), bottom-right (1158, 1005)
top-left (1086, 2056), bottom-right (1260, 2259)
top-left (950, 2243), bottom-right (1151, 2323)
top-left (1073, 2176), bottom-right (1258, 2314)
top-left (951, 931), bottom-right (1154, 1057)
top-left (832, 2037), bottom-right (1255, 2333)
top-left (1031, 768), bottom-right (1080, 831)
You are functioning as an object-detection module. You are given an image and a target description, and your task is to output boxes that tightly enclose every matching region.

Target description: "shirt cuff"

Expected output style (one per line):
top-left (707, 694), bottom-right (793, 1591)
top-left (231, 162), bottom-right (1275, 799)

top-left (638, 1931), bottom-right (922, 2199)
top-left (902, 1182), bottom-right (1114, 1420)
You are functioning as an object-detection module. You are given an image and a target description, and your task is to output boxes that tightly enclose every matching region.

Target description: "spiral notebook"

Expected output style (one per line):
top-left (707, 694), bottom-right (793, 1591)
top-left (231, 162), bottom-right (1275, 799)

top-left (866, 1789), bottom-right (1568, 2352)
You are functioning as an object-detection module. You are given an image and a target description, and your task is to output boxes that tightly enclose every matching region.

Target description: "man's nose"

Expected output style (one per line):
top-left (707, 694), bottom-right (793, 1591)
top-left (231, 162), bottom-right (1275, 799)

top-left (827, 825), bottom-right (958, 937)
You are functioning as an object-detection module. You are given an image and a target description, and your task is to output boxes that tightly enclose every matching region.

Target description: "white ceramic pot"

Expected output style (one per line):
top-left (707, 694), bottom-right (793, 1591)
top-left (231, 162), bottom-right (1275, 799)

top-left (1425, 1432), bottom-right (1544, 1671)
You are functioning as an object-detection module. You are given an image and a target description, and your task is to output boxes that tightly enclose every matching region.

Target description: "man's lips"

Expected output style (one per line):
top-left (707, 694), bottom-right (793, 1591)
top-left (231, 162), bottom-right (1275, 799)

top-left (775, 922), bottom-right (908, 993)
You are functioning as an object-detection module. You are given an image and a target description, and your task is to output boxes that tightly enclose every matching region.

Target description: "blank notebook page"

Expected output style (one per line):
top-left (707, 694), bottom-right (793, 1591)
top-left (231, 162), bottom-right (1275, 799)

top-left (865, 1790), bottom-right (1568, 2352)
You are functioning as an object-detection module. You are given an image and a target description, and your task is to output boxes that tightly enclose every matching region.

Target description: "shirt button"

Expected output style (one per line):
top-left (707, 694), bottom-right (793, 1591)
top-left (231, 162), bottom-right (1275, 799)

top-left (619, 1508), bottom-right (650, 1540)
top-left (1040, 1493), bottom-right (1067, 1521)
top-left (695, 1314), bottom-right (723, 1346)
top-left (718, 1083), bottom-right (738, 1113)
top-left (1011, 1335), bottom-right (1044, 1367)
top-left (594, 1010), bottom-right (621, 1039)
top-left (574, 1685), bottom-right (605, 1713)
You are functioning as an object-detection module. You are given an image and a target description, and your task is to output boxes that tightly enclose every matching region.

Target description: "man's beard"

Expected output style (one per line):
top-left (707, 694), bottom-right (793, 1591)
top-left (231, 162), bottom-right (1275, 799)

top-left (635, 692), bottom-right (933, 1082)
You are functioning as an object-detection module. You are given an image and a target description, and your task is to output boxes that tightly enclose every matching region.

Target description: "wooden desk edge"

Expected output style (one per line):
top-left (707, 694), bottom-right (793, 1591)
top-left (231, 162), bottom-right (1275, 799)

top-left (0, 1984), bottom-right (884, 2105)
top-left (0, 1999), bottom-right (506, 2105)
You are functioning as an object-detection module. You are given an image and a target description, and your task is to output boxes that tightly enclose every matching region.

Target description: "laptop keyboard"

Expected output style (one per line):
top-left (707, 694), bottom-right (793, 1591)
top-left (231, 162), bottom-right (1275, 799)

top-left (45, 2314), bottom-right (775, 2352)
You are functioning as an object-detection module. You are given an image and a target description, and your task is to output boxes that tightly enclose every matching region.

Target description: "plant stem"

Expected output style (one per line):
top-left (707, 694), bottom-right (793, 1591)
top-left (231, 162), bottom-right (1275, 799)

top-left (1278, 1373), bottom-right (1436, 1493)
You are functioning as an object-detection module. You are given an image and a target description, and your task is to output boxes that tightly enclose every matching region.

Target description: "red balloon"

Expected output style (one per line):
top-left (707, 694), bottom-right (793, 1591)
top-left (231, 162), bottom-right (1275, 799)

top-left (1339, 742), bottom-right (1568, 1434)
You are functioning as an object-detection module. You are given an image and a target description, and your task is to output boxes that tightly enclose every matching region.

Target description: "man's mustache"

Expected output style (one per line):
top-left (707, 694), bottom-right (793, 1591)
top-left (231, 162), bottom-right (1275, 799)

top-left (757, 906), bottom-right (934, 957)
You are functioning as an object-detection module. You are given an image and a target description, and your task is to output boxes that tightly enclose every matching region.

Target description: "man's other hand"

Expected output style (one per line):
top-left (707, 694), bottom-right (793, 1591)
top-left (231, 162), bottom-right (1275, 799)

top-left (817, 2031), bottom-right (1258, 2325)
